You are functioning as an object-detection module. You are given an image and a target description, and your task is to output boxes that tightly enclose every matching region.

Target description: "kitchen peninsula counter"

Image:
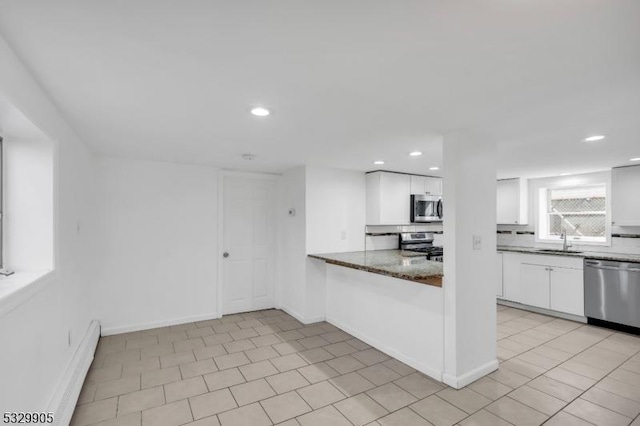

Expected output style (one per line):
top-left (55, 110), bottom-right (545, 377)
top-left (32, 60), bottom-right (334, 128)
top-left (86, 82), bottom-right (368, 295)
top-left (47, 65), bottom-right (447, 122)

top-left (308, 249), bottom-right (444, 287)
top-left (306, 249), bottom-right (445, 381)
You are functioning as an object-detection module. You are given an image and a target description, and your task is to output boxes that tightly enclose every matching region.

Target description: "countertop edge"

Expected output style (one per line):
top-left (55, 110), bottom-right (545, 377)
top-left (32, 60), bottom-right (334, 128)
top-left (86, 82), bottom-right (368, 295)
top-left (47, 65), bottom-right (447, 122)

top-left (497, 246), bottom-right (640, 263)
top-left (308, 254), bottom-right (443, 288)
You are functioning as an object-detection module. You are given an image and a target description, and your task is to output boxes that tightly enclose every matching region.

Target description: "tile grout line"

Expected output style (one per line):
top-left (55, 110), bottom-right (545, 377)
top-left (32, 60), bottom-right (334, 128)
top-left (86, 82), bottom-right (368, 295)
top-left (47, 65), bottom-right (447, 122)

top-left (494, 313), bottom-right (640, 424)
top-left (76, 307), bottom-right (640, 426)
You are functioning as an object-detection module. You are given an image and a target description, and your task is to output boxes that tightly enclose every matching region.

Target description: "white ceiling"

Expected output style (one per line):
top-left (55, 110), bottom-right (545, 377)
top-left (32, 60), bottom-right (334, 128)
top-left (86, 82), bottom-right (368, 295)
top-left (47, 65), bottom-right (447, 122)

top-left (0, 0), bottom-right (638, 178)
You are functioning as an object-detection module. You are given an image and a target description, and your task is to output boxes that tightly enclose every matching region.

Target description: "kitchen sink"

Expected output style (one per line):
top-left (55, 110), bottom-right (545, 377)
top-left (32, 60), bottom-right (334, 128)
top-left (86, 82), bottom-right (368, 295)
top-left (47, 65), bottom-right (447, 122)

top-left (536, 249), bottom-right (583, 254)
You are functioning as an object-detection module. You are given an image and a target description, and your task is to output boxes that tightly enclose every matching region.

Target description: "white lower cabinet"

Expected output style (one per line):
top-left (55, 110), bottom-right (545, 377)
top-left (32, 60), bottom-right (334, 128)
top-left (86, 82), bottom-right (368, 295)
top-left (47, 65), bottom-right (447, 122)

top-left (502, 252), bottom-right (521, 302)
top-left (520, 263), bottom-right (550, 309)
top-left (496, 253), bottom-right (504, 298)
top-left (499, 251), bottom-right (584, 317)
top-left (550, 266), bottom-right (584, 316)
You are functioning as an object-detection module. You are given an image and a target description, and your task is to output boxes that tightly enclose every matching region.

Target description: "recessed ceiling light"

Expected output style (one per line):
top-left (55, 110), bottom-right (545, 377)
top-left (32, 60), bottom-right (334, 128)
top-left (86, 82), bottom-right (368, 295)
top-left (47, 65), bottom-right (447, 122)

top-left (241, 154), bottom-right (256, 160)
top-left (429, 166), bottom-right (440, 171)
top-left (630, 157), bottom-right (640, 162)
top-left (250, 107), bottom-right (270, 117)
top-left (560, 172), bottom-right (571, 176)
top-left (409, 151), bottom-right (422, 156)
top-left (583, 135), bottom-right (605, 142)
top-left (373, 161), bottom-right (385, 165)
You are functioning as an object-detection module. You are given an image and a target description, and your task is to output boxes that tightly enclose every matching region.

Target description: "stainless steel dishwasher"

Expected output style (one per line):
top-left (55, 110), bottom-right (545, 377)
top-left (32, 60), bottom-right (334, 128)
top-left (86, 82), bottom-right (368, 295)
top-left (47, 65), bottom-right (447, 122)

top-left (585, 259), bottom-right (640, 330)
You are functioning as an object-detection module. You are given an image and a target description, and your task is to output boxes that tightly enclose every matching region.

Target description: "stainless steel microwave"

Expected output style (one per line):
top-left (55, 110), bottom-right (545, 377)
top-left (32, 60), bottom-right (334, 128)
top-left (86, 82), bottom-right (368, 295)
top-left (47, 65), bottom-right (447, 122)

top-left (411, 194), bottom-right (443, 222)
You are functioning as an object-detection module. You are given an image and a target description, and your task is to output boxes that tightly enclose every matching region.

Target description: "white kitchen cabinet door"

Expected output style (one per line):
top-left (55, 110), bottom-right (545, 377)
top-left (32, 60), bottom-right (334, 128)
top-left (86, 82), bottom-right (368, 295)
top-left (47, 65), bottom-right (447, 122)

top-left (550, 267), bottom-right (584, 316)
top-left (425, 177), bottom-right (442, 195)
top-left (367, 171), bottom-right (411, 225)
top-left (519, 263), bottom-right (550, 309)
top-left (381, 172), bottom-right (411, 224)
top-left (410, 175), bottom-right (426, 195)
top-left (497, 178), bottom-right (528, 225)
top-left (612, 165), bottom-right (640, 226)
top-left (502, 252), bottom-right (521, 301)
top-left (496, 252), bottom-right (504, 297)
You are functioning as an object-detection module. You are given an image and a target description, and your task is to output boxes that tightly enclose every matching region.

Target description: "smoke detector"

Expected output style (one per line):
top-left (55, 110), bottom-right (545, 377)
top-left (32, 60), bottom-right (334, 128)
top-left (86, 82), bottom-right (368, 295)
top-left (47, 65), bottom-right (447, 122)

top-left (242, 154), bottom-right (256, 161)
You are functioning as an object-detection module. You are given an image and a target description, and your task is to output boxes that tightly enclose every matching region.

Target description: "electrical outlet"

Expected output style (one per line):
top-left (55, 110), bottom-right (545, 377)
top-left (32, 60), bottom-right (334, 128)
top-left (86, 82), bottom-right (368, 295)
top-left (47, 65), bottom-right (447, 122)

top-left (340, 230), bottom-right (347, 240)
top-left (473, 235), bottom-right (482, 250)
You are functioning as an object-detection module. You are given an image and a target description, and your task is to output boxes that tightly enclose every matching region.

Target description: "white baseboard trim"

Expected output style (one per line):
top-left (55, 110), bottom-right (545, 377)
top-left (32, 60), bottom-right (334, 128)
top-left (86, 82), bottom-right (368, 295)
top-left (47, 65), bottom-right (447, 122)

top-left (280, 305), bottom-right (325, 325)
top-left (303, 315), bottom-right (326, 324)
top-left (497, 299), bottom-right (587, 323)
top-left (442, 359), bottom-right (499, 389)
top-left (279, 305), bottom-right (305, 324)
top-left (101, 312), bottom-right (221, 336)
top-left (326, 315), bottom-right (443, 382)
top-left (48, 320), bottom-right (100, 426)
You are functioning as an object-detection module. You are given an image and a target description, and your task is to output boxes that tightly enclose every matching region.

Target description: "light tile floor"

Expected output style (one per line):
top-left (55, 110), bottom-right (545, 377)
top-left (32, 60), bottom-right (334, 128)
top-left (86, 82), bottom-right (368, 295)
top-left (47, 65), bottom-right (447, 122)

top-left (72, 305), bottom-right (640, 426)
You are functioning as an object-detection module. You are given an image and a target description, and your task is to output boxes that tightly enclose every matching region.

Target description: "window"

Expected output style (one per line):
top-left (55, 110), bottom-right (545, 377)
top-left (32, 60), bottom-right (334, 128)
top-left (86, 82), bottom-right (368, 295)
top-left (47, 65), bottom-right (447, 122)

top-left (538, 184), bottom-right (608, 244)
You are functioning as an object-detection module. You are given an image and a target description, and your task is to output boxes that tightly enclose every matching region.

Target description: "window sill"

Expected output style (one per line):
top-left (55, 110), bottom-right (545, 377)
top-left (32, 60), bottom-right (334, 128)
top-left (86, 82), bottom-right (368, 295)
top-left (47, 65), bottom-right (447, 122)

top-left (0, 269), bottom-right (55, 318)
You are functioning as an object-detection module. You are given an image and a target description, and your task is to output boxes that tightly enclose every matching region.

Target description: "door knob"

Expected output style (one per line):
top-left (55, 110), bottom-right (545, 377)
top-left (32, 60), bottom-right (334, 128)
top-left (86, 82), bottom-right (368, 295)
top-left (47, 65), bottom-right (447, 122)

top-left (223, 252), bottom-right (229, 258)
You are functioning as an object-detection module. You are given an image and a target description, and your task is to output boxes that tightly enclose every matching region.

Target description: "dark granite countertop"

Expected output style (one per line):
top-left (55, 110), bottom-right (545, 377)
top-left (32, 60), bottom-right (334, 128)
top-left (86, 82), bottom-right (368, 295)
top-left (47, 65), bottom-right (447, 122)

top-left (497, 246), bottom-right (640, 263)
top-left (308, 249), bottom-right (443, 287)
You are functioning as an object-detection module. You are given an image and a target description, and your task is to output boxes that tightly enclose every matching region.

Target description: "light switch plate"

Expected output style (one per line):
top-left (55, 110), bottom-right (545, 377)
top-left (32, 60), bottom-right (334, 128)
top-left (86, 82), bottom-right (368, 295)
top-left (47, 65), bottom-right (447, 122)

top-left (473, 235), bottom-right (482, 250)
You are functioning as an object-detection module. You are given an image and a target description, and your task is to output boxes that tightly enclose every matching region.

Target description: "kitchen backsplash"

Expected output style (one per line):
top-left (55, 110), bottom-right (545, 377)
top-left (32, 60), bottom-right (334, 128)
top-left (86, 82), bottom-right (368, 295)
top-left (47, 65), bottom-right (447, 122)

top-left (365, 224), bottom-right (443, 250)
top-left (365, 223), bottom-right (640, 256)
top-left (496, 226), bottom-right (640, 256)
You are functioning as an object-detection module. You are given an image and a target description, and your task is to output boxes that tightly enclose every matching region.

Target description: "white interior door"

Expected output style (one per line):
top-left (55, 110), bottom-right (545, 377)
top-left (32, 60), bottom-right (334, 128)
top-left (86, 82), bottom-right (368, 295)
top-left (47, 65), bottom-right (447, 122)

top-left (222, 176), bottom-right (276, 315)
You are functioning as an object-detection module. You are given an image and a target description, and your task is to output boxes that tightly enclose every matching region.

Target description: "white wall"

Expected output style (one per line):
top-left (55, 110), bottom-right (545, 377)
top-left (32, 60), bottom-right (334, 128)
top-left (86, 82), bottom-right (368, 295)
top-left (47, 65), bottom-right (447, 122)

top-left (443, 131), bottom-right (498, 388)
top-left (277, 167), bottom-right (307, 319)
top-left (93, 157), bottom-right (219, 334)
top-left (305, 166), bottom-right (366, 254)
top-left (0, 35), bottom-right (96, 413)
top-left (277, 166), bottom-right (367, 323)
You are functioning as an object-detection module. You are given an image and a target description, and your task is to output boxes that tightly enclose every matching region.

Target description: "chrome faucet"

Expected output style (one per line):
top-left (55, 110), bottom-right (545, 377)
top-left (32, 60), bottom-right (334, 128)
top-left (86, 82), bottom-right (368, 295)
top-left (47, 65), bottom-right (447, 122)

top-left (561, 230), bottom-right (572, 252)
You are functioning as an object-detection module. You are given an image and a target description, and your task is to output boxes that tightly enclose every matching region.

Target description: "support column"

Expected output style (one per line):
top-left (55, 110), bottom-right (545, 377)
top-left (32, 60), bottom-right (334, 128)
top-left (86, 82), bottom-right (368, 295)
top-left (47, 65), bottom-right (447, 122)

top-left (442, 131), bottom-right (499, 388)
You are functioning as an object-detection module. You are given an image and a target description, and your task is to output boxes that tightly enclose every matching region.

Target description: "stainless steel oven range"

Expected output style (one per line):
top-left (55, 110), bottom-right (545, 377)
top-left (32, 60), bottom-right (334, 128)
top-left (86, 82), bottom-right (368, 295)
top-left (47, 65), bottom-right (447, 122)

top-left (399, 232), bottom-right (443, 262)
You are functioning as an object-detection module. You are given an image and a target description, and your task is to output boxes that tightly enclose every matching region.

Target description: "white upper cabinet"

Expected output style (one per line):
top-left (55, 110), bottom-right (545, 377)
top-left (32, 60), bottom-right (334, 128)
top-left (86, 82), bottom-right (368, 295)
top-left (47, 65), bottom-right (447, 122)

top-left (367, 172), bottom-right (411, 225)
top-left (497, 178), bottom-right (528, 225)
top-left (425, 177), bottom-right (442, 196)
top-left (612, 165), bottom-right (640, 226)
top-left (410, 175), bottom-right (443, 195)
top-left (410, 175), bottom-right (426, 195)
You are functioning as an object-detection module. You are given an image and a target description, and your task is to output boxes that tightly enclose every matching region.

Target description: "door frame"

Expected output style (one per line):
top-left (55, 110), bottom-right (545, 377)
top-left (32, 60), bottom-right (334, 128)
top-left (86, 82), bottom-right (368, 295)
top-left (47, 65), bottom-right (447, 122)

top-left (217, 170), bottom-right (280, 317)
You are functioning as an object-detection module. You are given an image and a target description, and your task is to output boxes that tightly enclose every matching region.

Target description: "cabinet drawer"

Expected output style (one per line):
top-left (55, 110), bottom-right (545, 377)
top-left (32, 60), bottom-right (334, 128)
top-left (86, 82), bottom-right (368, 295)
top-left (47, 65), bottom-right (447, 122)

top-left (516, 253), bottom-right (583, 270)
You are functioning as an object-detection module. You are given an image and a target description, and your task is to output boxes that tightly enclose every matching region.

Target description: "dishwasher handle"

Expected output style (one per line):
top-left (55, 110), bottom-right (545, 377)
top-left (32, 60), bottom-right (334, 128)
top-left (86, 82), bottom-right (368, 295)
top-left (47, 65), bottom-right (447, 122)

top-left (585, 261), bottom-right (640, 273)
